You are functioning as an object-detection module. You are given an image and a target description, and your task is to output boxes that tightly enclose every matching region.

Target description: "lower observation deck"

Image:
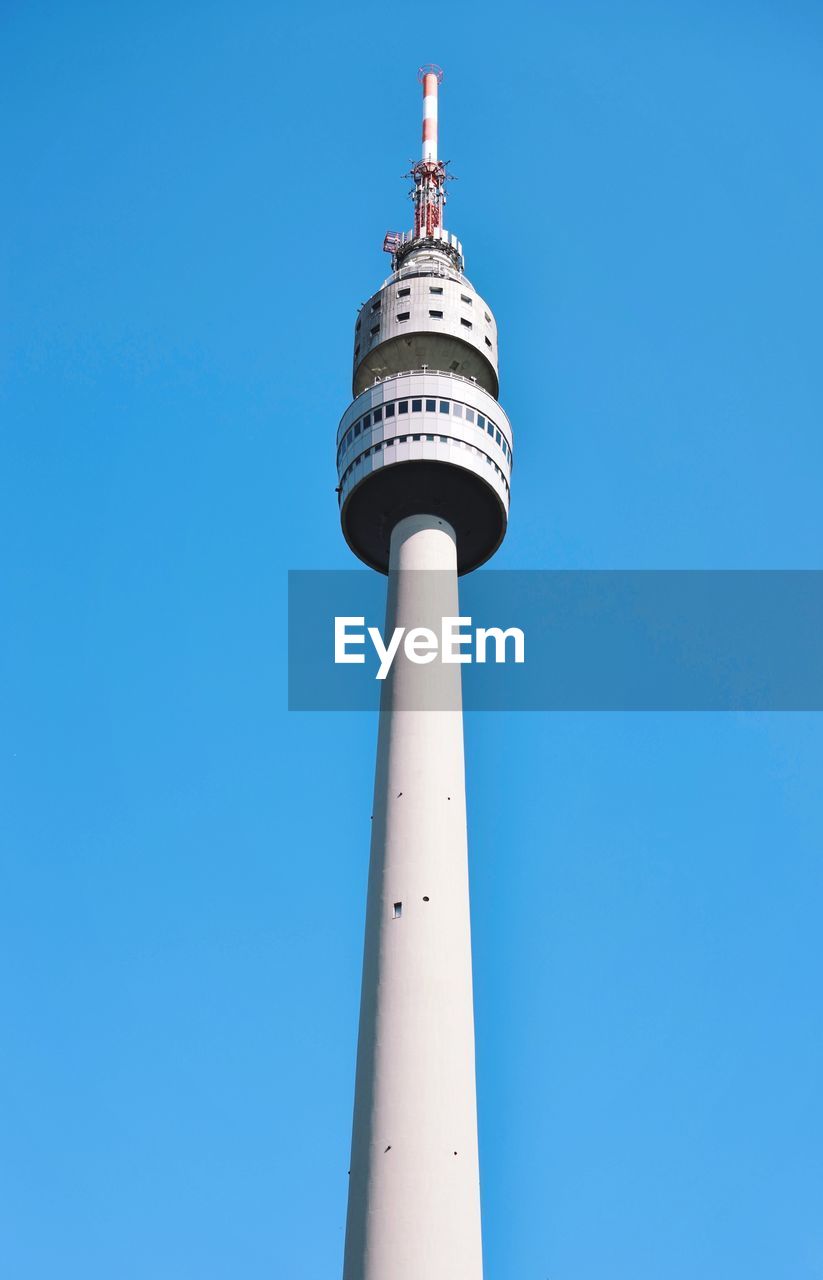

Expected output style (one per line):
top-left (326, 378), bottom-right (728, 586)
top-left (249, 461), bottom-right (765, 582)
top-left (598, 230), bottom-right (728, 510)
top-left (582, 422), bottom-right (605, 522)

top-left (337, 370), bottom-right (513, 575)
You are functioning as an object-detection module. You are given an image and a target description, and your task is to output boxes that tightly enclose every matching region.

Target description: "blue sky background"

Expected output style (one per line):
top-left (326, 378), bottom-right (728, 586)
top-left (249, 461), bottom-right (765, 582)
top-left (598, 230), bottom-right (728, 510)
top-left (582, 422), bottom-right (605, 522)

top-left (2, 1), bottom-right (822, 1276)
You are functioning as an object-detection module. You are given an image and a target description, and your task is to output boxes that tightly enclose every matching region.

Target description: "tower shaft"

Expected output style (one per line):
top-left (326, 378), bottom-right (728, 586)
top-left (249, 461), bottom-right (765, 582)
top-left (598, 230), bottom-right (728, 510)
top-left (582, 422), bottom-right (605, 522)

top-left (342, 514), bottom-right (483, 1280)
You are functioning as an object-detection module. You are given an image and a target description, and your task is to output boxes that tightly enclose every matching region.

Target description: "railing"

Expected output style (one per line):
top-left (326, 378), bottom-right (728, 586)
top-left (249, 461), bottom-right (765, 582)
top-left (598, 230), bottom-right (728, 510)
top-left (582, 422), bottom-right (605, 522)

top-left (358, 262), bottom-right (473, 312)
top-left (336, 368), bottom-right (506, 444)
top-left (336, 370), bottom-right (513, 449)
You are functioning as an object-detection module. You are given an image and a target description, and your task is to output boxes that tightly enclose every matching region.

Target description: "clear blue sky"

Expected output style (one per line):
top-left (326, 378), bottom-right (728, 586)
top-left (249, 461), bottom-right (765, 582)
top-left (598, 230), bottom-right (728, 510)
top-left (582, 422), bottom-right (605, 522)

top-left (2, 2), bottom-right (822, 1276)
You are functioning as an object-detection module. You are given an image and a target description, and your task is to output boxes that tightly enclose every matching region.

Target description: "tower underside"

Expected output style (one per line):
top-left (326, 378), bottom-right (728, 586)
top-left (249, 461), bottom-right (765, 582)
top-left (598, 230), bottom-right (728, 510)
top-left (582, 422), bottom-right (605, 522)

top-left (337, 368), bottom-right (511, 575)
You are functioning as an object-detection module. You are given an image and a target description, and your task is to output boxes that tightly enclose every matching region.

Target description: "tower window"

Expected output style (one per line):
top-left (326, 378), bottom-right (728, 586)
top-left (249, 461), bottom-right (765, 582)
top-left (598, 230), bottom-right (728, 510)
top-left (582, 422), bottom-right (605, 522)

top-left (465, 409), bottom-right (475, 423)
top-left (398, 287), bottom-right (410, 298)
top-left (452, 403), bottom-right (462, 417)
top-left (429, 286), bottom-right (443, 295)
top-left (371, 298), bottom-right (381, 311)
top-left (487, 423), bottom-right (494, 436)
top-left (439, 401), bottom-right (449, 413)
top-left (393, 902), bottom-right (402, 918)
top-left (363, 414), bottom-right (371, 429)
top-left (385, 403), bottom-right (395, 417)
top-left (460, 294), bottom-right (472, 305)
top-left (429, 309), bottom-right (443, 319)
top-left (477, 415), bottom-right (485, 429)
top-left (412, 399), bottom-right (422, 412)
top-left (397, 311), bottom-right (410, 322)
top-left (460, 318), bottom-right (472, 329)
top-left (496, 429), bottom-right (501, 445)
top-left (484, 312), bottom-right (491, 322)
top-left (426, 399), bottom-right (436, 412)
top-left (398, 401), bottom-right (408, 414)
top-left (485, 336), bottom-right (492, 347)
top-left (370, 324), bottom-right (379, 336)
top-left (373, 407), bottom-right (382, 422)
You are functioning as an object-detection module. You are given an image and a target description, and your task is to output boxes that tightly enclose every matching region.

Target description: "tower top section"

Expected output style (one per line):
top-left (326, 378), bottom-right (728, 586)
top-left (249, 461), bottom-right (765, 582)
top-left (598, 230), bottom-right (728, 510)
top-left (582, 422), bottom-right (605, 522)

top-left (383, 66), bottom-right (463, 273)
top-left (337, 65), bottom-right (513, 576)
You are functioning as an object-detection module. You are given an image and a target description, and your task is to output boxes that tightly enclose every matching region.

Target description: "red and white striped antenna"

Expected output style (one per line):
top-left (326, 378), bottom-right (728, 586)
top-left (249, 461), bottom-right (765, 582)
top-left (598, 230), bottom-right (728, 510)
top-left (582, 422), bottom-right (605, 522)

top-left (383, 65), bottom-right (457, 263)
top-left (420, 63), bottom-right (442, 162)
top-left (413, 64), bottom-right (447, 240)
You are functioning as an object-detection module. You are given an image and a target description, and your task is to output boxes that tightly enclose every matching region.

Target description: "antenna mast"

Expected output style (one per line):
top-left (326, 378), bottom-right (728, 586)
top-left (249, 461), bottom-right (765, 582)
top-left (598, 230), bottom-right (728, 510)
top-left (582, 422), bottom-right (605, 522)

top-left (412, 63), bottom-right (446, 239)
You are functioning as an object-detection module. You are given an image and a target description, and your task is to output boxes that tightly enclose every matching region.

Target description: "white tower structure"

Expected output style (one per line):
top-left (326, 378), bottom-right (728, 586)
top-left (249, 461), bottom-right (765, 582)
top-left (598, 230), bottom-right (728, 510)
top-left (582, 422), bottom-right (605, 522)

top-left (337, 67), bottom-right (513, 1280)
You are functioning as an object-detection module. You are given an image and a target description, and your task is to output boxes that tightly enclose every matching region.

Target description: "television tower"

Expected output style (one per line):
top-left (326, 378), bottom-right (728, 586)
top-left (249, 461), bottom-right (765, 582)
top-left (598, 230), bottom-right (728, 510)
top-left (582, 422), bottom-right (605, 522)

top-left (336, 67), bottom-right (513, 1279)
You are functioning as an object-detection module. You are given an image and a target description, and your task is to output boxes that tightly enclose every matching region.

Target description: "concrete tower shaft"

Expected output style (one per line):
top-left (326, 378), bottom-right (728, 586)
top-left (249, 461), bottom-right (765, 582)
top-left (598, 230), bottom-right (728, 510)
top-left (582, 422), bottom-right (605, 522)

top-left (342, 515), bottom-right (483, 1280)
